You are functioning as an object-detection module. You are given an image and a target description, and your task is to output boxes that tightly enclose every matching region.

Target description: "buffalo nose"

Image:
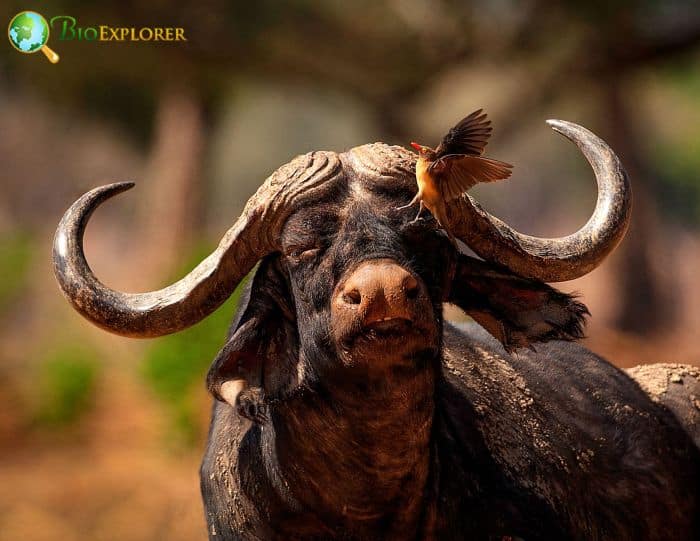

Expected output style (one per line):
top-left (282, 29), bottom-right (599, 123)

top-left (338, 259), bottom-right (420, 324)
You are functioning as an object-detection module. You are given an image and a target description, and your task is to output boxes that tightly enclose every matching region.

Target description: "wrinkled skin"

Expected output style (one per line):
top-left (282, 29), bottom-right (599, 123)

top-left (201, 169), bottom-right (700, 541)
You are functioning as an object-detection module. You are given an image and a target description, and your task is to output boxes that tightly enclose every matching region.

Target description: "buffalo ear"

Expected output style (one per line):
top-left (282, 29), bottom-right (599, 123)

top-left (448, 254), bottom-right (589, 352)
top-left (206, 256), bottom-right (296, 414)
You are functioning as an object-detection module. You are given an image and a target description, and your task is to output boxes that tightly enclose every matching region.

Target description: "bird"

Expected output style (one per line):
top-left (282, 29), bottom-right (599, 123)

top-left (399, 109), bottom-right (513, 239)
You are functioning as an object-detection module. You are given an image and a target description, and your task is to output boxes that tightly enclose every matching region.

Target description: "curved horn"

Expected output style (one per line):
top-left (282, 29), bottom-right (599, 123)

top-left (53, 152), bottom-right (342, 338)
top-left (448, 120), bottom-right (631, 282)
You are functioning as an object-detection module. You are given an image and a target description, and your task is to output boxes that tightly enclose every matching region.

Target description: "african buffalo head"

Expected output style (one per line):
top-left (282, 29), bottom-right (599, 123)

top-left (53, 121), bottom-right (630, 413)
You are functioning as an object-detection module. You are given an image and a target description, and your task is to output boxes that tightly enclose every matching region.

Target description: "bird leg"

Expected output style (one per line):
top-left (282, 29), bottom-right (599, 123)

top-left (409, 201), bottom-right (425, 224)
top-left (396, 191), bottom-right (421, 211)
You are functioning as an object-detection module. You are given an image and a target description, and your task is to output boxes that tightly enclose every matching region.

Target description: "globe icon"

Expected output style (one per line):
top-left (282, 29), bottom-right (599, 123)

top-left (8, 11), bottom-right (59, 63)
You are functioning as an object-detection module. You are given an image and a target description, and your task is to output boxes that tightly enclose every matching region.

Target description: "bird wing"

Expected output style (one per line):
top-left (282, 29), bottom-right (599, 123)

top-left (434, 109), bottom-right (493, 158)
top-left (430, 155), bottom-right (513, 201)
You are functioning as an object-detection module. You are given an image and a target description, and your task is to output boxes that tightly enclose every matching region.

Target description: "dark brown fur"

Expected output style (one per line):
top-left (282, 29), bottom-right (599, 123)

top-left (51, 133), bottom-right (675, 540)
top-left (201, 153), bottom-right (699, 540)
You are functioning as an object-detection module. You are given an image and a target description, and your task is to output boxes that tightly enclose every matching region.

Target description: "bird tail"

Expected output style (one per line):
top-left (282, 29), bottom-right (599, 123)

top-left (431, 202), bottom-right (457, 246)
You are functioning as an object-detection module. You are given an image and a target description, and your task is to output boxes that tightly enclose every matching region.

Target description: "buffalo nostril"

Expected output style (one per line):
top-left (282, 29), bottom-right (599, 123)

top-left (343, 289), bottom-right (362, 305)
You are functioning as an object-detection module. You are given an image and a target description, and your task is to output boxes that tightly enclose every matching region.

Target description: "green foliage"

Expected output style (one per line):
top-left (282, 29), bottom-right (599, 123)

top-left (659, 58), bottom-right (700, 100)
top-left (34, 345), bottom-right (98, 428)
top-left (651, 61), bottom-right (700, 226)
top-left (0, 233), bottom-right (33, 312)
top-left (140, 245), bottom-right (248, 445)
top-left (654, 139), bottom-right (700, 226)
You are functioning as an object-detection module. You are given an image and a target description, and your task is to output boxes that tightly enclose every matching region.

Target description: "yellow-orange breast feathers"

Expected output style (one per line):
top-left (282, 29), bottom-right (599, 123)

top-left (415, 158), bottom-right (441, 207)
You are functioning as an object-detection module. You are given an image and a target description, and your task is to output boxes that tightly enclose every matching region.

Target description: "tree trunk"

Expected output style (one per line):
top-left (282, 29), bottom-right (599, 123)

top-left (133, 85), bottom-right (205, 288)
top-left (601, 77), bottom-right (676, 335)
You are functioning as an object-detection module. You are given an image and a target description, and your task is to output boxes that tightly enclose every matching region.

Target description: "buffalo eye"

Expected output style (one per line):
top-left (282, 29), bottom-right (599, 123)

top-left (285, 246), bottom-right (322, 265)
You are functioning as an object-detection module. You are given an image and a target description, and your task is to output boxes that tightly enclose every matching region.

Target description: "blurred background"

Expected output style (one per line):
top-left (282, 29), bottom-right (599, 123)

top-left (2, 1), bottom-right (700, 539)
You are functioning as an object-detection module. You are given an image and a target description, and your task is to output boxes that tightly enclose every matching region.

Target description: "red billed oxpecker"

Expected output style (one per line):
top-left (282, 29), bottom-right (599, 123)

top-left (401, 109), bottom-right (513, 238)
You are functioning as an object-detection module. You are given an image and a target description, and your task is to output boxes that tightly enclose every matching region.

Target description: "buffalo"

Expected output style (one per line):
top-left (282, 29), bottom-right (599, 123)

top-left (53, 120), bottom-right (700, 540)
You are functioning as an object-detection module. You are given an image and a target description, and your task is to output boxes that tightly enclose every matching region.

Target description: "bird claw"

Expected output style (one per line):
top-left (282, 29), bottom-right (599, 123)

top-left (395, 203), bottom-right (414, 211)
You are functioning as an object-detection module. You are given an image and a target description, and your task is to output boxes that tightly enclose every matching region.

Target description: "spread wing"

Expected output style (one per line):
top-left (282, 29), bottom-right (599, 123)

top-left (435, 109), bottom-right (493, 158)
top-left (429, 155), bottom-right (513, 201)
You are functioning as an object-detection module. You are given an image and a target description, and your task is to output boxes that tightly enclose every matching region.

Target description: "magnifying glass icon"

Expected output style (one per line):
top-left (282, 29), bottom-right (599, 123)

top-left (8, 11), bottom-right (60, 64)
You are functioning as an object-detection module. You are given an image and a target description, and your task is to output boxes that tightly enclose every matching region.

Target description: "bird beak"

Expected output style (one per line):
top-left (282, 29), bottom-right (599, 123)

top-left (410, 142), bottom-right (422, 152)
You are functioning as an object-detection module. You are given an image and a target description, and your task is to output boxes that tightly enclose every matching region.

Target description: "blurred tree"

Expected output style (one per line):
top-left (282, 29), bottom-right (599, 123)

top-left (6, 0), bottom-right (700, 335)
top-left (141, 246), bottom-right (247, 445)
top-left (244, 0), bottom-right (700, 334)
top-left (136, 84), bottom-right (205, 285)
top-left (514, 0), bottom-right (700, 332)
